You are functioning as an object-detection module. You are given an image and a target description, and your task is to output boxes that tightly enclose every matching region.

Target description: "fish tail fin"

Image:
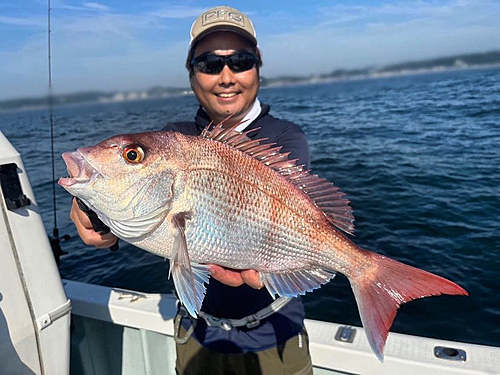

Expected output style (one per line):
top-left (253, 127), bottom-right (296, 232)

top-left (349, 250), bottom-right (468, 362)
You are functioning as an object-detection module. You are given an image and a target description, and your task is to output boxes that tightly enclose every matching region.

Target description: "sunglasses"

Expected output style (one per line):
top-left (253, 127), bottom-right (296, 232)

top-left (191, 51), bottom-right (258, 75)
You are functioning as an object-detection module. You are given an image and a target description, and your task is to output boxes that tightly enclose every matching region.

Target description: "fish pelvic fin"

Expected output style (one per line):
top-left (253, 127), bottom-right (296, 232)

top-left (261, 268), bottom-right (336, 299)
top-left (349, 250), bottom-right (468, 362)
top-left (169, 212), bottom-right (210, 318)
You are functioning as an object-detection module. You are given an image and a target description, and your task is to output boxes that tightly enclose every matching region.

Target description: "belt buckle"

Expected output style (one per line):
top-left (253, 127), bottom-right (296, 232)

top-left (206, 315), bottom-right (232, 331)
top-left (245, 314), bottom-right (261, 328)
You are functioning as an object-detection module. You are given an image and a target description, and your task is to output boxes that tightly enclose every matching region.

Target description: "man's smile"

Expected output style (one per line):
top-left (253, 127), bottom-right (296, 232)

top-left (216, 91), bottom-right (240, 98)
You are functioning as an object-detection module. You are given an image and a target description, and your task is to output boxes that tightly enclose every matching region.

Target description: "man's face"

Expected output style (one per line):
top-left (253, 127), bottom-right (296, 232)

top-left (191, 31), bottom-right (259, 126)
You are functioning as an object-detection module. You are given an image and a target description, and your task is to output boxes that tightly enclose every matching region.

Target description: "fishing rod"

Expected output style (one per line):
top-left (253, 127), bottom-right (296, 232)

top-left (46, 0), bottom-right (118, 254)
top-left (48, 0), bottom-right (55, 223)
top-left (47, 0), bottom-right (68, 265)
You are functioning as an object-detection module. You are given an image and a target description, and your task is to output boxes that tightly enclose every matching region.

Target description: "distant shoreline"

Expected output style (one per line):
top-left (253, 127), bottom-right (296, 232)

top-left (2, 50), bottom-right (500, 113)
top-left (260, 50), bottom-right (500, 88)
top-left (262, 63), bottom-right (500, 89)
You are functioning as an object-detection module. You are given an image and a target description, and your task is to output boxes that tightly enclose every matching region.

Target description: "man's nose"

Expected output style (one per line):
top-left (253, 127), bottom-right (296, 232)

top-left (218, 64), bottom-right (235, 85)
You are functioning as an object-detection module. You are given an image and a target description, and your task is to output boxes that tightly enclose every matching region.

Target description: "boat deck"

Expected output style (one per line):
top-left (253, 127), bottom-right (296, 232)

top-left (65, 280), bottom-right (500, 375)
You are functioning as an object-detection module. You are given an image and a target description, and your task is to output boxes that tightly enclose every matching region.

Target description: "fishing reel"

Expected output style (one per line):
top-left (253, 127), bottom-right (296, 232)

top-left (49, 227), bottom-right (69, 267)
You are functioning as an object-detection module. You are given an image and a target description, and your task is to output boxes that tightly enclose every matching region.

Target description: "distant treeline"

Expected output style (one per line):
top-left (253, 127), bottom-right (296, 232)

top-left (0, 86), bottom-right (189, 113)
top-left (1, 91), bottom-right (106, 112)
top-left (379, 50), bottom-right (500, 73)
top-left (2, 50), bottom-right (500, 112)
top-left (261, 50), bottom-right (500, 86)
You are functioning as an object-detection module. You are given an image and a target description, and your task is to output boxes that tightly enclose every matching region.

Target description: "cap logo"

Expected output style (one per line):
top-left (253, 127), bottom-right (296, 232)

top-left (202, 9), bottom-right (245, 27)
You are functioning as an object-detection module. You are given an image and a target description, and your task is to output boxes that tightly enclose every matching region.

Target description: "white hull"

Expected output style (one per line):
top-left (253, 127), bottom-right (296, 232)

top-left (0, 132), bottom-right (71, 375)
top-left (65, 279), bottom-right (500, 375)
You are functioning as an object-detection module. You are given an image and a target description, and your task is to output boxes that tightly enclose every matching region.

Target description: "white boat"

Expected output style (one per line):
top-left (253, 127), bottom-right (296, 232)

top-left (1, 130), bottom-right (499, 374)
top-left (0, 132), bottom-right (71, 375)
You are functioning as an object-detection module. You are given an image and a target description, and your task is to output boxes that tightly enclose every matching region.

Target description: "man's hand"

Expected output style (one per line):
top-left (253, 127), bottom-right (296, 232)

top-left (70, 198), bottom-right (118, 248)
top-left (209, 265), bottom-right (263, 289)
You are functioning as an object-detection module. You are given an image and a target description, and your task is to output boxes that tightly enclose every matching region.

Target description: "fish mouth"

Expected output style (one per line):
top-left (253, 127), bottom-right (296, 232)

top-left (58, 150), bottom-right (99, 187)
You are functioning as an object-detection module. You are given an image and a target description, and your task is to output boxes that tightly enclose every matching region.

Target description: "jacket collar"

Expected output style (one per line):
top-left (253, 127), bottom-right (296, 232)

top-left (194, 102), bottom-right (271, 135)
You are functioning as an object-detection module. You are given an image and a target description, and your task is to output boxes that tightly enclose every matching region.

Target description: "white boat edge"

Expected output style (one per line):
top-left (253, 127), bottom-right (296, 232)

top-left (1, 130), bottom-right (500, 375)
top-left (64, 278), bottom-right (500, 375)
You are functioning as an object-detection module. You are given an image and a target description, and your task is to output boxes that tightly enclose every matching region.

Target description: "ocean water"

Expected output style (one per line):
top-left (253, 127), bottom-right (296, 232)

top-left (1, 68), bottom-right (499, 348)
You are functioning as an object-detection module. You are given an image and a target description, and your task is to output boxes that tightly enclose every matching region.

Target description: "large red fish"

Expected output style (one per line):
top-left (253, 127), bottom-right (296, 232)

top-left (59, 122), bottom-right (467, 361)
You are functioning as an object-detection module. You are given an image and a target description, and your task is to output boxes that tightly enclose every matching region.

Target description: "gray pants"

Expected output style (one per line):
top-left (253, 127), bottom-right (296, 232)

top-left (175, 325), bottom-right (313, 375)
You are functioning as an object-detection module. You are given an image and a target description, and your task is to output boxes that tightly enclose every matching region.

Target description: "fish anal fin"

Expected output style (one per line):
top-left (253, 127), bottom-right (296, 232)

top-left (169, 211), bottom-right (210, 318)
top-left (350, 250), bottom-right (468, 362)
top-left (261, 268), bottom-right (336, 299)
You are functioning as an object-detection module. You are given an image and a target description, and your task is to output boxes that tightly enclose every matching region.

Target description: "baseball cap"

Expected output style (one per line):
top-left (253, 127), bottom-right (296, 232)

top-left (189, 6), bottom-right (257, 47)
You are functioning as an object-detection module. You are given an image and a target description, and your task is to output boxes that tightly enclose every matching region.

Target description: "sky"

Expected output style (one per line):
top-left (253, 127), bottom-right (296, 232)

top-left (1, 0), bottom-right (500, 100)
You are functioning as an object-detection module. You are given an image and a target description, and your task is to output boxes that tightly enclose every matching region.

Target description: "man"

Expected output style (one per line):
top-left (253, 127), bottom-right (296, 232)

top-left (70, 6), bottom-right (313, 375)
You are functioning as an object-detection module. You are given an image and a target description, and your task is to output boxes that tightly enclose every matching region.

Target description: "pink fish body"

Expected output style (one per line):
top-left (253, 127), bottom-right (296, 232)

top-left (59, 123), bottom-right (467, 361)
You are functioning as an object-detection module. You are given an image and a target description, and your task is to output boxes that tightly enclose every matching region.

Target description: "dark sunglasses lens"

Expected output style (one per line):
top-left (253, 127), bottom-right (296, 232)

top-left (194, 52), bottom-right (257, 74)
top-left (227, 53), bottom-right (257, 73)
top-left (197, 56), bottom-right (225, 74)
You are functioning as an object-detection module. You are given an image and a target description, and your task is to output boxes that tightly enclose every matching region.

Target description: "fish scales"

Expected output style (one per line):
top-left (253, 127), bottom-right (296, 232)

top-left (59, 123), bottom-right (468, 361)
top-left (180, 137), bottom-right (332, 270)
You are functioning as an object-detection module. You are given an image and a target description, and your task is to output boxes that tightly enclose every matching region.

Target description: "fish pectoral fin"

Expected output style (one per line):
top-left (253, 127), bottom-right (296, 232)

top-left (260, 268), bottom-right (336, 299)
top-left (169, 212), bottom-right (210, 318)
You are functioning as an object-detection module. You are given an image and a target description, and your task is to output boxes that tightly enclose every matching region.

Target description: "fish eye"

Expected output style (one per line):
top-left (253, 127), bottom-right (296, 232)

top-left (122, 145), bottom-right (145, 164)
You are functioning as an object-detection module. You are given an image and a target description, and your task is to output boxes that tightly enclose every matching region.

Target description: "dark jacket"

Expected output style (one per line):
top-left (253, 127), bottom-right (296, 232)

top-left (164, 103), bottom-right (310, 353)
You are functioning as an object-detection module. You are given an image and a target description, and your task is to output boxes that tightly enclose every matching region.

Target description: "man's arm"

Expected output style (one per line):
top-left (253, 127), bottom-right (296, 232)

top-left (274, 122), bottom-right (311, 169)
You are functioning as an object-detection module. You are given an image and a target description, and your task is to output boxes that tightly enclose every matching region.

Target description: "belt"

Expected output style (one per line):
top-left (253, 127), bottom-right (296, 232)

top-left (199, 297), bottom-right (292, 330)
top-left (173, 297), bottom-right (292, 343)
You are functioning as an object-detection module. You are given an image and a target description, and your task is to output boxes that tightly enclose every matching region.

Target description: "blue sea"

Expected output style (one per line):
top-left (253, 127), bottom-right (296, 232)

top-left (1, 68), bottom-right (499, 348)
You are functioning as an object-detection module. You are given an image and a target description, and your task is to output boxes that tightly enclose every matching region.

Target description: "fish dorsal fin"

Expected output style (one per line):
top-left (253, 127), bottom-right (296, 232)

top-left (202, 121), bottom-right (355, 235)
top-left (288, 173), bottom-right (355, 235)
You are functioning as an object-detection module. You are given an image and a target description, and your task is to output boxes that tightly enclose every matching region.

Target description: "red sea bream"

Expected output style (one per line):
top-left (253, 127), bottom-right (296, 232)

top-left (59, 122), bottom-right (467, 361)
